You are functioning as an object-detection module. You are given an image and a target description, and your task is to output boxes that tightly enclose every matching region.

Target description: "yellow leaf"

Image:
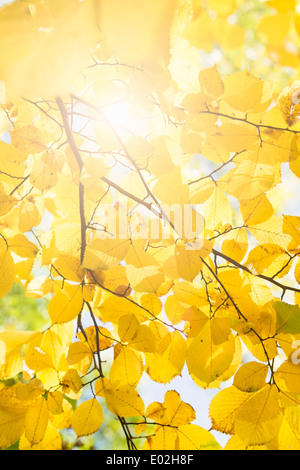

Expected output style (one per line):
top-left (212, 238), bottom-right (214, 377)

top-left (198, 65), bottom-right (224, 100)
top-left (266, 0), bottom-right (296, 12)
top-left (77, 325), bottom-right (114, 353)
top-left (209, 385), bottom-right (252, 435)
top-left (97, 295), bottom-right (148, 324)
top-left (19, 423), bottom-right (62, 450)
top-left (24, 336), bottom-right (55, 374)
top-left (147, 136), bottom-right (176, 175)
top-left (54, 175), bottom-right (82, 221)
top-left (145, 330), bottom-right (186, 384)
top-left (145, 401), bottom-right (165, 423)
top-left (95, 378), bottom-right (145, 418)
top-left (221, 238), bottom-right (247, 264)
top-left (125, 240), bottom-right (165, 293)
top-left (212, 18), bottom-right (244, 51)
top-left (0, 190), bottom-right (17, 217)
top-left (126, 263), bottom-right (165, 293)
top-left (172, 280), bottom-right (207, 308)
top-left (83, 238), bottom-right (130, 271)
top-left (48, 391), bottom-right (64, 416)
top-left (15, 378), bottom-right (44, 402)
top-left (52, 222), bottom-right (82, 257)
top-left (248, 215), bottom-right (292, 249)
top-left (0, 246), bottom-right (14, 299)
top-left (164, 294), bottom-right (188, 325)
top-left (0, 0), bottom-right (98, 98)
top-left (189, 178), bottom-right (215, 204)
top-left (240, 194), bottom-right (274, 226)
top-left (67, 341), bottom-right (92, 366)
top-left (210, 317), bottom-right (232, 345)
top-left (246, 244), bottom-right (290, 278)
top-left (52, 254), bottom-right (85, 283)
top-left (124, 135), bottom-right (154, 167)
top-left (96, 264), bottom-right (128, 293)
top-left (208, 0), bottom-right (236, 16)
top-left (118, 314), bottom-right (158, 353)
top-left (0, 385), bottom-right (28, 449)
top-left (51, 399), bottom-right (73, 431)
top-left (278, 406), bottom-right (300, 450)
top-left (143, 425), bottom-right (178, 450)
top-left (144, 423), bottom-right (221, 450)
top-left (162, 390), bottom-right (196, 426)
top-left (0, 330), bottom-right (37, 379)
top-left (289, 135), bottom-right (300, 178)
top-left (234, 362), bottom-right (268, 393)
top-left (81, 155), bottom-right (108, 188)
top-left (294, 258), bottom-right (300, 285)
top-left (258, 13), bottom-right (291, 47)
top-left (24, 397), bottom-right (49, 446)
top-left (222, 69), bottom-right (271, 114)
top-left (218, 159), bottom-right (279, 201)
top-left (275, 361), bottom-right (300, 393)
top-left (152, 168), bottom-right (190, 205)
top-left (48, 283), bottom-right (83, 324)
top-left (181, 11), bottom-right (214, 51)
top-left (241, 333), bottom-right (278, 363)
top-left (283, 215), bottom-right (300, 246)
top-left (205, 121), bottom-right (260, 158)
top-left (98, 0), bottom-right (178, 66)
top-left (224, 434), bottom-right (267, 450)
top-left (62, 369), bottom-right (82, 394)
top-left (0, 140), bottom-right (25, 179)
top-left (11, 124), bottom-right (50, 157)
top-left (177, 424), bottom-right (221, 450)
top-left (140, 293), bottom-right (162, 317)
top-left (180, 113), bottom-right (217, 156)
top-left (71, 398), bottom-right (103, 438)
top-left (186, 319), bottom-right (236, 387)
top-left (109, 347), bottom-right (143, 389)
top-left (204, 186), bottom-right (232, 231)
top-left (8, 234), bottom-right (38, 258)
top-left (30, 150), bottom-right (59, 192)
top-left (18, 198), bottom-right (41, 233)
top-left (235, 385), bottom-right (283, 447)
top-left (175, 244), bottom-right (202, 282)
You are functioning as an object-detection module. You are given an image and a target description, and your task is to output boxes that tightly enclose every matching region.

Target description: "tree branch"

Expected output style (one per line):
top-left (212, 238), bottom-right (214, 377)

top-left (56, 97), bottom-right (87, 264)
top-left (212, 248), bottom-right (300, 294)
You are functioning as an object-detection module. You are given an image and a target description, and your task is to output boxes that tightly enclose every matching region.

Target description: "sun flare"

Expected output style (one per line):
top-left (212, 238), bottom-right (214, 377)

top-left (102, 101), bottom-right (132, 130)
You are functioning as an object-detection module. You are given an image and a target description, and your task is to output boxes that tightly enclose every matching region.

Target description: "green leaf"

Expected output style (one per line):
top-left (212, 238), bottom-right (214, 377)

top-left (274, 301), bottom-right (300, 335)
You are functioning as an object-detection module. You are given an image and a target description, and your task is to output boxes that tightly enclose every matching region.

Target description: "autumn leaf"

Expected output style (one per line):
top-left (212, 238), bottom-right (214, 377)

top-left (71, 398), bottom-right (103, 438)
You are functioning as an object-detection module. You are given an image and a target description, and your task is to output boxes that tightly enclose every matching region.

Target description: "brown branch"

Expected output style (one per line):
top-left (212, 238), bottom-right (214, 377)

top-left (201, 256), bottom-right (278, 386)
top-left (85, 301), bottom-right (104, 378)
top-left (88, 269), bottom-right (187, 336)
top-left (101, 176), bottom-right (159, 217)
top-left (56, 96), bottom-right (87, 264)
top-left (9, 174), bottom-right (30, 196)
top-left (200, 256), bottom-right (246, 321)
top-left (199, 109), bottom-right (300, 135)
top-left (70, 93), bottom-right (176, 232)
top-left (22, 97), bottom-right (64, 130)
top-left (212, 248), bottom-right (300, 294)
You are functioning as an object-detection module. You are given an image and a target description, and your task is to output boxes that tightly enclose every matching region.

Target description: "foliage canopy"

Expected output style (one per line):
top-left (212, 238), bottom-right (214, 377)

top-left (1, 0), bottom-right (300, 450)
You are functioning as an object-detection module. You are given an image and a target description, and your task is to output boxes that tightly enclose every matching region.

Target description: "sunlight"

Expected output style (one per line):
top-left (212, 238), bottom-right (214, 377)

top-left (100, 97), bottom-right (155, 140)
top-left (102, 101), bottom-right (132, 130)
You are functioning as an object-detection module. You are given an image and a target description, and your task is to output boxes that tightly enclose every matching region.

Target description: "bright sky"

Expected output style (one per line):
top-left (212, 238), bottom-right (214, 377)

top-left (0, 0), bottom-right (13, 6)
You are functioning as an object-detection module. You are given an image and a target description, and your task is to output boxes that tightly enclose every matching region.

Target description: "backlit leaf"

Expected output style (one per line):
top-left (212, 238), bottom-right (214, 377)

top-left (71, 398), bottom-right (103, 438)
